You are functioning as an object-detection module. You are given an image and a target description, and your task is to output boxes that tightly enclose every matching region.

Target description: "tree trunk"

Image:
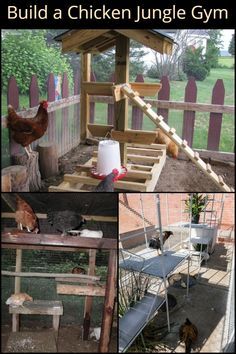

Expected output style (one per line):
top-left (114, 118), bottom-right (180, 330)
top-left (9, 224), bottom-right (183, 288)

top-left (12, 152), bottom-right (41, 191)
top-left (1, 165), bottom-right (29, 191)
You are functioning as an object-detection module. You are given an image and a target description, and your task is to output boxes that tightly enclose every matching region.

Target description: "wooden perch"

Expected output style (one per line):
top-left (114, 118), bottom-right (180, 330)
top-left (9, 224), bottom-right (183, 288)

top-left (57, 284), bottom-right (106, 296)
top-left (1, 270), bottom-right (100, 280)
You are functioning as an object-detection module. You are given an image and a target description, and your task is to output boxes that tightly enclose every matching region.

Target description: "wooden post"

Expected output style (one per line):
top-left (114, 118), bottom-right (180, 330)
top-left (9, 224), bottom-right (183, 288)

top-left (83, 249), bottom-right (96, 340)
top-left (99, 249), bottom-right (117, 353)
top-left (47, 73), bottom-right (56, 147)
top-left (90, 71), bottom-right (96, 123)
top-left (1, 165), bottom-right (29, 191)
top-left (80, 53), bottom-right (91, 141)
top-left (13, 248), bottom-right (22, 332)
top-left (157, 76), bottom-right (170, 123)
top-left (182, 77), bottom-right (197, 147)
top-left (131, 74), bottom-right (144, 130)
top-left (114, 35), bottom-right (130, 165)
top-left (207, 79), bottom-right (225, 151)
top-left (38, 142), bottom-right (58, 179)
top-left (29, 75), bottom-right (39, 108)
top-left (107, 72), bottom-right (115, 125)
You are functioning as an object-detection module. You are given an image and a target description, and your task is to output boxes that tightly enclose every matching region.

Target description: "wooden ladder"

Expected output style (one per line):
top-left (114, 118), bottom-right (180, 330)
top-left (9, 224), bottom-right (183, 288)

top-left (119, 84), bottom-right (233, 192)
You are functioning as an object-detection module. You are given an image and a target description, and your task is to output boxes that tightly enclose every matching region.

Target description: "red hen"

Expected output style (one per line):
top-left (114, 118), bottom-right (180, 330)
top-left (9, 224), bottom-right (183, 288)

top-left (7, 100), bottom-right (49, 156)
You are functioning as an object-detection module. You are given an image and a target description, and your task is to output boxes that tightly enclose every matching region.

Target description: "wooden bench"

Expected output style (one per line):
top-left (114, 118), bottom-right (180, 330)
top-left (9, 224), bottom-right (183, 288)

top-left (9, 300), bottom-right (63, 338)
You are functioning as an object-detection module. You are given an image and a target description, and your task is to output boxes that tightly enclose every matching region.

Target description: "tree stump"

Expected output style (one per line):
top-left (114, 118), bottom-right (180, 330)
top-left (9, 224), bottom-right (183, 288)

top-left (1, 171), bottom-right (12, 191)
top-left (38, 142), bottom-right (58, 179)
top-left (1, 165), bottom-right (29, 191)
top-left (12, 152), bottom-right (41, 191)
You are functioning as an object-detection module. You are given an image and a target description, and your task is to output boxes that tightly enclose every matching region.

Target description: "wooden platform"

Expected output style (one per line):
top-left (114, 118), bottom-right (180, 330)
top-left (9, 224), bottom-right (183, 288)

top-left (49, 143), bottom-right (166, 192)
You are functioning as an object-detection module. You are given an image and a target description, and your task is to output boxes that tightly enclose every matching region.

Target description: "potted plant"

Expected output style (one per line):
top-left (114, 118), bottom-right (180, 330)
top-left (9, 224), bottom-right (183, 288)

top-left (184, 193), bottom-right (209, 252)
top-left (184, 193), bottom-right (208, 224)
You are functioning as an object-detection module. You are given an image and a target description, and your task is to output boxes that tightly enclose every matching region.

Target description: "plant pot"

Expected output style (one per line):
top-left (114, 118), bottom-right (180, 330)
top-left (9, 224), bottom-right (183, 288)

top-left (191, 214), bottom-right (200, 224)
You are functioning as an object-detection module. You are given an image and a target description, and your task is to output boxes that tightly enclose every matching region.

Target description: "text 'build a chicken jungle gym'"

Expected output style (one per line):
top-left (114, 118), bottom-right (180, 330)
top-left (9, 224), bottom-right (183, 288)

top-left (118, 193), bottom-right (234, 352)
top-left (2, 30), bottom-right (234, 192)
top-left (1, 193), bottom-right (118, 352)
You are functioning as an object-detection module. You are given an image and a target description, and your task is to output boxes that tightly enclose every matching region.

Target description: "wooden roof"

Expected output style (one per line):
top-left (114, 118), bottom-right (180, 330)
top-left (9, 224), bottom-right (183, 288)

top-left (55, 29), bottom-right (174, 54)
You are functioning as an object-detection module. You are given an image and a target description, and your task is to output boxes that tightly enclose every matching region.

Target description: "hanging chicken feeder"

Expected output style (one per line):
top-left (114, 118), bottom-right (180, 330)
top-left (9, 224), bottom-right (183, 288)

top-left (91, 140), bottom-right (127, 180)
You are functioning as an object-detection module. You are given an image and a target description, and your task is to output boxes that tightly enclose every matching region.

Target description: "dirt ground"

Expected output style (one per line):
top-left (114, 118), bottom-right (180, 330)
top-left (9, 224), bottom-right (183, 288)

top-left (40, 143), bottom-right (235, 192)
top-left (1, 324), bottom-right (117, 353)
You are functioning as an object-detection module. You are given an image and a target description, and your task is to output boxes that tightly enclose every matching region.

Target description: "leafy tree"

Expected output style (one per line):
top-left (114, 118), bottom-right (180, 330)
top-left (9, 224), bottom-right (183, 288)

top-left (91, 40), bottom-right (147, 82)
top-left (182, 47), bottom-right (209, 81)
top-left (205, 30), bottom-right (223, 68)
top-left (2, 30), bottom-right (73, 94)
top-left (228, 34), bottom-right (235, 56)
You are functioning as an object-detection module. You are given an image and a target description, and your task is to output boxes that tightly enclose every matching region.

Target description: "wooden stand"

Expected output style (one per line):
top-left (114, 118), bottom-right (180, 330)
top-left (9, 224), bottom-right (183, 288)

top-left (49, 143), bottom-right (166, 192)
top-left (1, 165), bottom-right (29, 191)
top-left (38, 142), bottom-right (58, 179)
top-left (12, 152), bottom-right (41, 191)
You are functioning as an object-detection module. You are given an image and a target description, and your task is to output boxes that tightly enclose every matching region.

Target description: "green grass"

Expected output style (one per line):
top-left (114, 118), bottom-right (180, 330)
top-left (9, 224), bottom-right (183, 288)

top-left (218, 56), bottom-right (234, 68)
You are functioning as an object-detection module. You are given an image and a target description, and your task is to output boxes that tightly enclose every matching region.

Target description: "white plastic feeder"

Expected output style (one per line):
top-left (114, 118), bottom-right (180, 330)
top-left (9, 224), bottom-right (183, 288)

top-left (96, 140), bottom-right (121, 175)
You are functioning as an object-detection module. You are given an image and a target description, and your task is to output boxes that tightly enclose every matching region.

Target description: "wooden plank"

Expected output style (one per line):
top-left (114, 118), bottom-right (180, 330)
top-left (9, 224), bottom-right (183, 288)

top-left (29, 75), bottom-right (39, 108)
top-left (127, 155), bottom-right (160, 164)
top-left (80, 53), bottom-right (91, 140)
top-left (57, 284), bottom-right (105, 296)
top-left (83, 82), bottom-right (114, 96)
top-left (108, 72), bottom-right (115, 125)
top-left (130, 82), bottom-right (162, 97)
top-left (55, 277), bottom-right (100, 284)
top-left (2, 271), bottom-right (100, 280)
top-left (89, 71), bottom-right (96, 123)
top-left (145, 150), bottom-right (166, 192)
top-left (61, 30), bottom-right (110, 52)
top-left (111, 130), bottom-right (156, 144)
top-left (126, 170), bottom-right (152, 180)
top-left (182, 77), bottom-right (197, 147)
top-left (127, 147), bottom-right (163, 157)
top-left (83, 249), bottom-right (96, 340)
top-left (15, 249), bottom-right (22, 293)
top-left (207, 79), bottom-right (225, 151)
top-left (114, 35), bottom-right (129, 165)
top-left (116, 30), bottom-right (173, 54)
top-left (9, 300), bottom-right (63, 315)
top-left (99, 249), bottom-right (117, 352)
top-left (1, 233), bottom-right (117, 250)
top-left (87, 123), bottom-right (114, 137)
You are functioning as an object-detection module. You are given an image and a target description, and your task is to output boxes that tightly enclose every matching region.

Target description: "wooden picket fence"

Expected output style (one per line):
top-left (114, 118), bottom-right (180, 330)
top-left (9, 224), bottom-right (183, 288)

top-left (2, 71), bottom-right (234, 166)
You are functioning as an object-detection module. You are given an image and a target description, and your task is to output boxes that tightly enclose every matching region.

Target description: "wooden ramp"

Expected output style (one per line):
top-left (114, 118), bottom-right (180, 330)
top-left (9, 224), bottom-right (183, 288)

top-left (49, 144), bottom-right (166, 192)
top-left (119, 83), bottom-right (233, 192)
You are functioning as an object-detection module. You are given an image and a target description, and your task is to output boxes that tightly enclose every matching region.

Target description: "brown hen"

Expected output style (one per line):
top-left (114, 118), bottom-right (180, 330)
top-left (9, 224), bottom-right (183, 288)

top-left (6, 293), bottom-right (33, 307)
top-left (15, 195), bottom-right (39, 233)
top-left (7, 100), bottom-right (48, 157)
top-left (155, 129), bottom-right (179, 158)
top-left (179, 318), bottom-right (198, 353)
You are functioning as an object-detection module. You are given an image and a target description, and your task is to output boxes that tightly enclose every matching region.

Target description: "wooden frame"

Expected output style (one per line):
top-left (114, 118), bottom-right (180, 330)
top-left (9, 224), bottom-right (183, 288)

top-left (1, 232), bottom-right (117, 353)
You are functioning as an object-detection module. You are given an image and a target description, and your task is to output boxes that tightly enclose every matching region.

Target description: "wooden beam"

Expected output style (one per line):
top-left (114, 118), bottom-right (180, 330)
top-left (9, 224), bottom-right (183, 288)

top-left (80, 53), bottom-right (91, 140)
top-left (87, 123), bottom-right (114, 137)
top-left (114, 35), bottom-right (130, 165)
top-left (111, 130), bottom-right (156, 144)
top-left (99, 249), bottom-right (117, 352)
top-left (57, 284), bottom-right (105, 296)
top-left (1, 232), bottom-right (117, 250)
top-left (2, 271), bottom-right (100, 280)
top-left (115, 29), bottom-right (173, 54)
top-left (61, 30), bottom-right (110, 53)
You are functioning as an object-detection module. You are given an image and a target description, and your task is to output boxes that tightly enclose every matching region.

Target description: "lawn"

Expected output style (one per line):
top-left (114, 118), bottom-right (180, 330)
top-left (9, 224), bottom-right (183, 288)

top-left (218, 56), bottom-right (234, 68)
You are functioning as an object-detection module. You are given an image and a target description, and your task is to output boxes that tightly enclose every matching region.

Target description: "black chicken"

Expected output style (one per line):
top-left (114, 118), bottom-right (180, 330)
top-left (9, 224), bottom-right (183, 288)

top-left (95, 168), bottom-right (119, 192)
top-left (149, 231), bottom-right (173, 255)
top-left (179, 318), bottom-right (198, 353)
top-left (47, 210), bottom-right (85, 236)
